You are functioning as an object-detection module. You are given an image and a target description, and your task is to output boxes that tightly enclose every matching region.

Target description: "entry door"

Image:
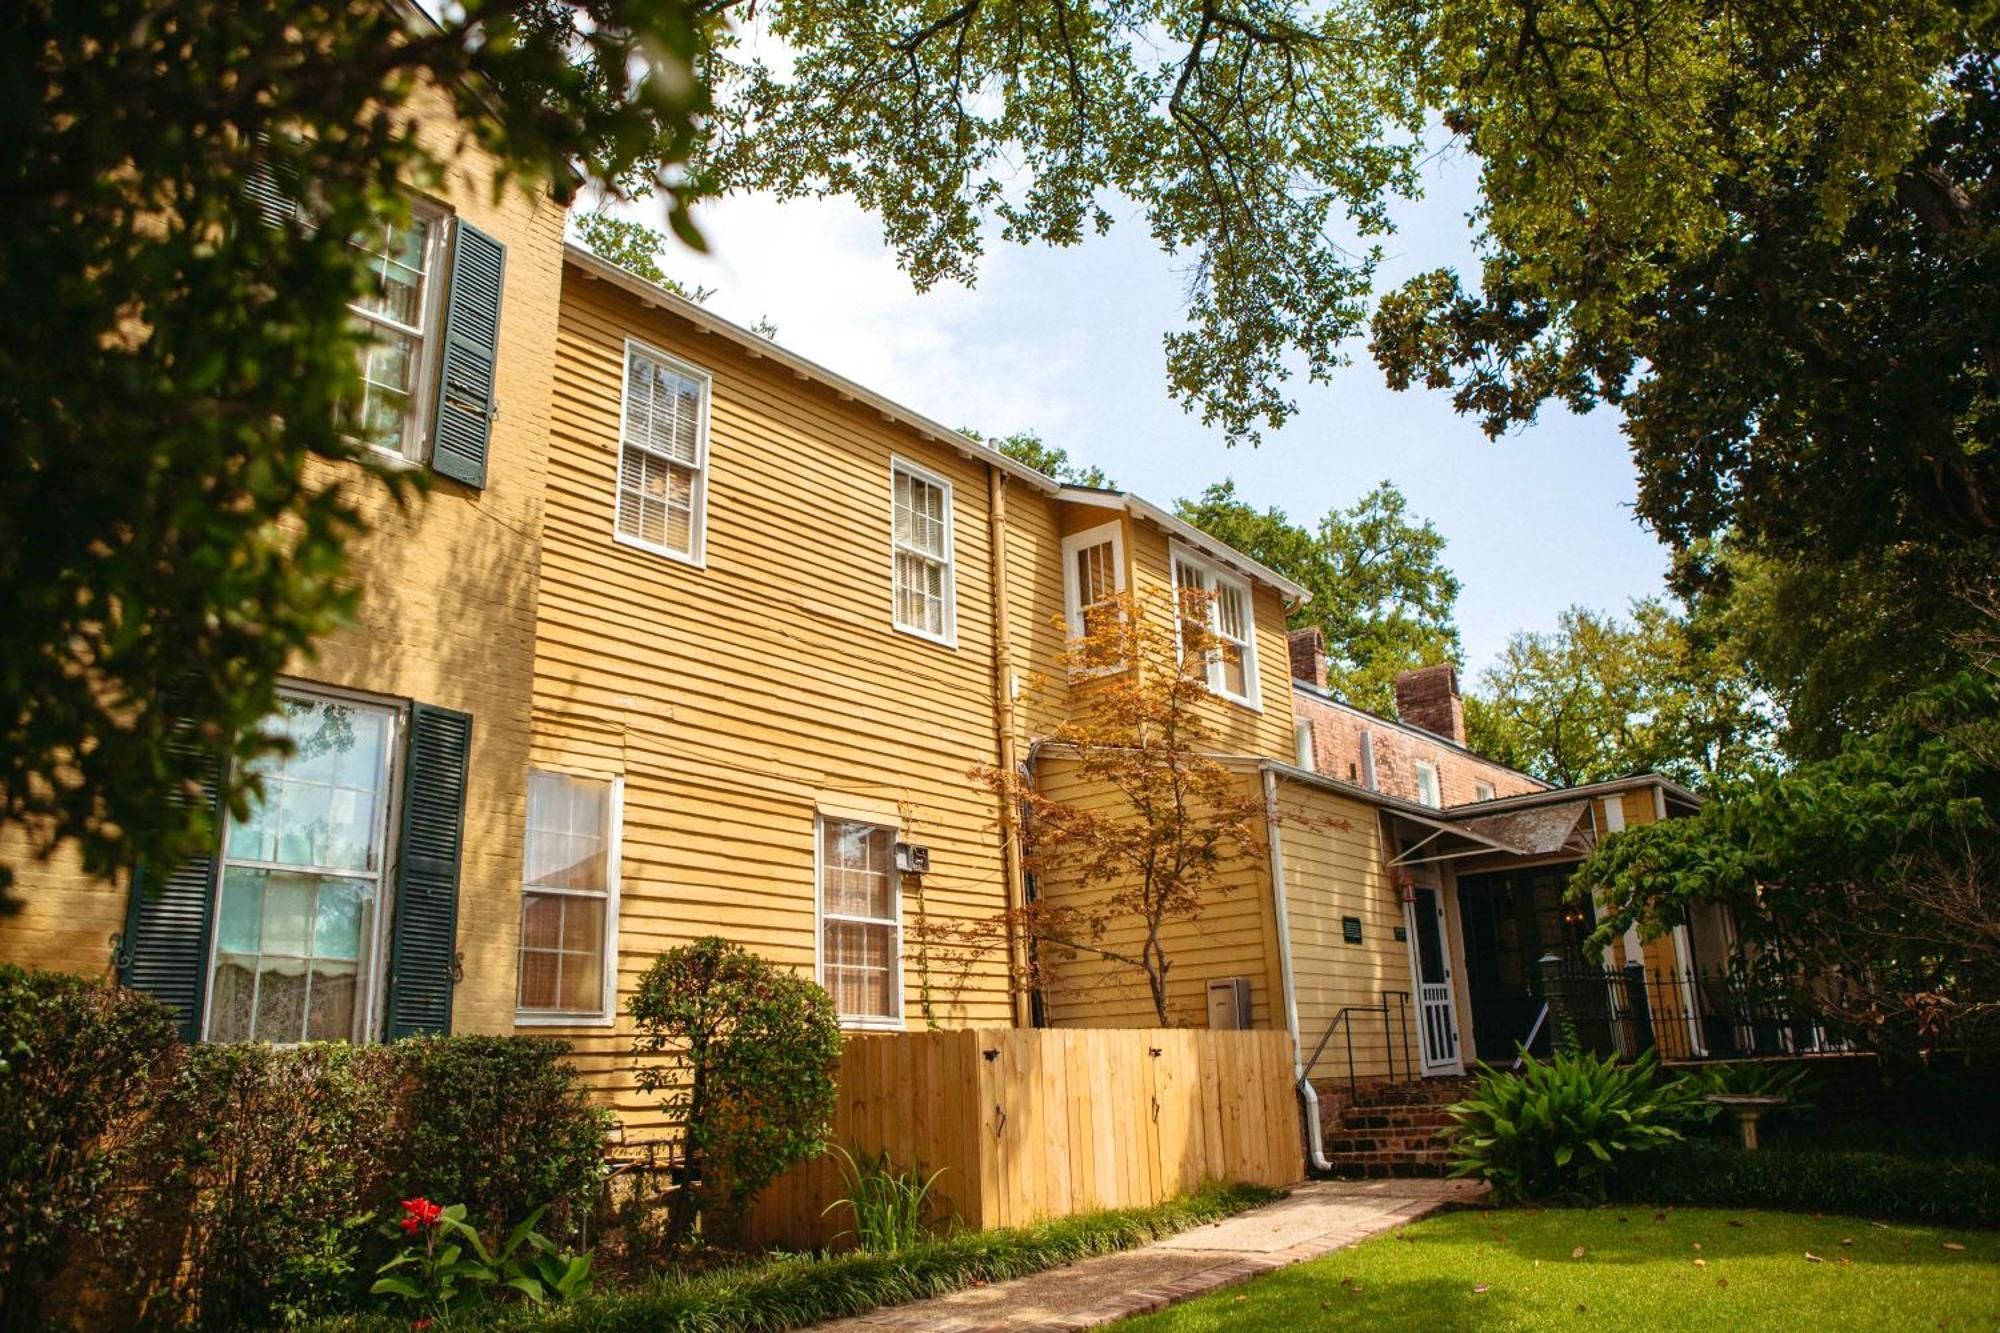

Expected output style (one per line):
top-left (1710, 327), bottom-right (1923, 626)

top-left (1405, 887), bottom-right (1463, 1075)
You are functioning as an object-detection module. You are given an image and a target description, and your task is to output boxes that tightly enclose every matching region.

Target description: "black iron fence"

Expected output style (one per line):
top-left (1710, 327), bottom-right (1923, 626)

top-left (1539, 957), bottom-right (1856, 1063)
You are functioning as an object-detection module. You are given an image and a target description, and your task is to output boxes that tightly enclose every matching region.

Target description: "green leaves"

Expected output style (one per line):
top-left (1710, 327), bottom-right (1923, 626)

top-left (703, 0), bottom-right (1422, 445)
top-left (1445, 1049), bottom-right (1699, 1204)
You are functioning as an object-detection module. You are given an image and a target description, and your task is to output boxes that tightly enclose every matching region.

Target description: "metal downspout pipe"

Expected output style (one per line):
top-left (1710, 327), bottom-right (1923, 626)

top-left (1263, 765), bottom-right (1333, 1173)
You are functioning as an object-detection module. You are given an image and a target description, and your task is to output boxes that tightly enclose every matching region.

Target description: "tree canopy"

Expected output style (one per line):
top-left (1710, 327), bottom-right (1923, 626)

top-left (966, 429), bottom-right (1114, 488)
top-left (2, 0), bottom-right (708, 902)
top-left (1465, 599), bottom-right (1774, 792)
top-left (1176, 479), bottom-right (1460, 715)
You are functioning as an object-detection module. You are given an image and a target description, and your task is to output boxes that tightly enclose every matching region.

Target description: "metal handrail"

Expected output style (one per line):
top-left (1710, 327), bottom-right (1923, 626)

top-left (1301, 993), bottom-right (1417, 1098)
top-left (1511, 1002), bottom-right (1550, 1070)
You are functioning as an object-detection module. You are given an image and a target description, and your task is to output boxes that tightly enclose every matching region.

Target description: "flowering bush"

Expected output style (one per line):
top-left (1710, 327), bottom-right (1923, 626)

top-left (372, 1198), bottom-right (593, 1317)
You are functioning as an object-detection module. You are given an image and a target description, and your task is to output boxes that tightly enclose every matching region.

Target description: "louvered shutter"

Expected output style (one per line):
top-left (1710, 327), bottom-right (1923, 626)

top-left (241, 135), bottom-right (304, 230)
top-left (429, 221), bottom-right (505, 488)
top-left (385, 704), bottom-right (472, 1038)
top-left (117, 716), bottom-right (228, 1041)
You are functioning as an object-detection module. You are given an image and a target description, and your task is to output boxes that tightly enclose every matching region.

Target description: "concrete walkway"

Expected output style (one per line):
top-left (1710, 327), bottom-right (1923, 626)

top-left (814, 1178), bottom-right (1486, 1333)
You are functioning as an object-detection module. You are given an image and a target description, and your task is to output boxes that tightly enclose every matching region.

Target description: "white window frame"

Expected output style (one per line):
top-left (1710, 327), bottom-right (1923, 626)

top-left (1060, 520), bottom-right (1127, 641)
top-left (614, 337), bottom-right (712, 568)
top-left (514, 772), bottom-right (624, 1028)
top-left (1294, 719), bottom-right (1315, 770)
top-left (201, 682), bottom-right (405, 1045)
top-left (813, 813), bottom-right (905, 1030)
top-left (1169, 544), bottom-right (1262, 710)
top-left (345, 199), bottom-right (452, 467)
top-left (1474, 780), bottom-right (1496, 803)
top-left (888, 455), bottom-right (957, 648)
top-left (1415, 760), bottom-right (1442, 809)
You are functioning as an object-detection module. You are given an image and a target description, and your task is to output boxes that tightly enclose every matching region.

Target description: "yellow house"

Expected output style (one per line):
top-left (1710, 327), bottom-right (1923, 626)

top-left (0, 83), bottom-right (568, 1045)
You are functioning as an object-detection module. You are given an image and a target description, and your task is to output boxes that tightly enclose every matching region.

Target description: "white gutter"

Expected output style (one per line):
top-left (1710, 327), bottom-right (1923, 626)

top-left (1263, 766), bottom-right (1333, 1173)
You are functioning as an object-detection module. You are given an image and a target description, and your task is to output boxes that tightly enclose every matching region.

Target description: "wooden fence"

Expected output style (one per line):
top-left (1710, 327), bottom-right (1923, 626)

top-left (746, 1027), bottom-right (1304, 1248)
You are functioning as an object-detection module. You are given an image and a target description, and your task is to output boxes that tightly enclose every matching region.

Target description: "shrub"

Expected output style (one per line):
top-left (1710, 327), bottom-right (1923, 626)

top-left (1609, 1139), bottom-right (2000, 1228)
top-left (1443, 1048), bottom-right (1701, 1203)
top-left (0, 966), bottom-right (176, 1330)
top-left (128, 1041), bottom-right (394, 1329)
top-left (387, 1036), bottom-right (611, 1244)
top-left (630, 937), bottom-right (842, 1244)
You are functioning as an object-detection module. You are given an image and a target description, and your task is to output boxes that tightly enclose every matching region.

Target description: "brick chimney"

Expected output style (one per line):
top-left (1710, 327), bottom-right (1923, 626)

top-left (1394, 664), bottom-right (1464, 743)
top-left (1287, 628), bottom-right (1328, 691)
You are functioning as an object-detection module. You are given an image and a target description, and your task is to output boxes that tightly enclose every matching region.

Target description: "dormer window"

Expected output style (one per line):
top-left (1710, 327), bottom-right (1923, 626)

top-left (1170, 546), bottom-right (1261, 709)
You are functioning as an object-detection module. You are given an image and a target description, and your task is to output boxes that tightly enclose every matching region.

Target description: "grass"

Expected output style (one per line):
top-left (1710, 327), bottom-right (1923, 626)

top-left (314, 1180), bottom-right (1281, 1331)
top-left (1118, 1206), bottom-right (2000, 1332)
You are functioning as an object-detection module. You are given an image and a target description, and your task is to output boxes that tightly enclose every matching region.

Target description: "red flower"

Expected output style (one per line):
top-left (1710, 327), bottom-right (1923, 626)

top-left (399, 1197), bottom-right (443, 1233)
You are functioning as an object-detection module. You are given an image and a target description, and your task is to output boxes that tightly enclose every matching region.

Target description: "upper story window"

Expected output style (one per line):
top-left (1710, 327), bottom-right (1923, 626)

top-left (617, 340), bottom-right (710, 564)
top-left (890, 458), bottom-right (956, 645)
top-left (1294, 719), bottom-right (1315, 770)
top-left (346, 204), bottom-right (449, 462)
top-left (1415, 760), bottom-right (1441, 809)
top-left (208, 692), bottom-right (398, 1043)
top-left (1061, 520), bottom-right (1126, 641)
top-left (1475, 780), bottom-right (1496, 802)
top-left (818, 817), bottom-right (902, 1027)
top-left (1170, 546), bottom-right (1261, 709)
top-left (517, 771), bottom-right (621, 1024)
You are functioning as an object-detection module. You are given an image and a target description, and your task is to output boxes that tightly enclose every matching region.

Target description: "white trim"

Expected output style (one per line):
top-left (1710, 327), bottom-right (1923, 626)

top-left (514, 772), bottom-right (624, 1028)
top-left (1168, 542), bottom-right (1262, 711)
top-left (1403, 886), bottom-right (1464, 1076)
top-left (1414, 759), bottom-right (1441, 810)
top-left (346, 198), bottom-right (451, 465)
top-left (1059, 519), bottom-right (1127, 639)
top-left (814, 812), bottom-right (906, 1029)
top-left (1293, 719), bottom-right (1315, 771)
top-left (201, 686), bottom-right (405, 1045)
top-left (614, 336), bottom-right (712, 568)
top-left (888, 454), bottom-right (958, 648)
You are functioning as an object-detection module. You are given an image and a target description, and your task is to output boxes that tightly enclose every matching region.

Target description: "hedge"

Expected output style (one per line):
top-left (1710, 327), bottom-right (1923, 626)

top-left (313, 1180), bottom-right (1284, 1332)
top-left (0, 966), bottom-right (610, 1330)
top-left (1609, 1139), bottom-right (2000, 1229)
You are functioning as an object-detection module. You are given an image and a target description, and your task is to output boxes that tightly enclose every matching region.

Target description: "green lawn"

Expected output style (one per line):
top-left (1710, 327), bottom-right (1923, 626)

top-left (1119, 1206), bottom-right (2000, 1331)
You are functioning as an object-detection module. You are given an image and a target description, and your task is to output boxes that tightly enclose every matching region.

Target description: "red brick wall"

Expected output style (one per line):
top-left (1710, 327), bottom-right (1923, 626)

top-left (1293, 689), bottom-right (1545, 808)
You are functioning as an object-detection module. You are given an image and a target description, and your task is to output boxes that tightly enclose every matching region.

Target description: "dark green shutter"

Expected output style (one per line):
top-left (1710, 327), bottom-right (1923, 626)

top-left (385, 703), bottom-right (473, 1038)
top-left (429, 221), bottom-right (505, 488)
top-left (117, 717), bottom-right (228, 1042)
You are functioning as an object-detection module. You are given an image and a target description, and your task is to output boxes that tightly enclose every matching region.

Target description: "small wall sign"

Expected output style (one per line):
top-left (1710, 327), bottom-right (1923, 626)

top-left (1342, 916), bottom-right (1363, 944)
top-left (1393, 925), bottom-right (1408, 942)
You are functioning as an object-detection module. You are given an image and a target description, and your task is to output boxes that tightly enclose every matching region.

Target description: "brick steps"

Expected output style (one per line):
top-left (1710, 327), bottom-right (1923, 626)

top-left (1313, 1075), bottom-right (1476, 1179)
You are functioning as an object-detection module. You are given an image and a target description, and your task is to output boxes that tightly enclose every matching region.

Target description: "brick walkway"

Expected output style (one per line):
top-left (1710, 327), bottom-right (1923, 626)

top-left (812, 1178), bottom-right (1486, 1332)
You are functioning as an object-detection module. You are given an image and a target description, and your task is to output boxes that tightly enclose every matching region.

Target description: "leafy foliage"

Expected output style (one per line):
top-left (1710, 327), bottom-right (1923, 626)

top-left (1608, 1140), bottom-right (2000, 1231)
top-left (967, 589), bottom-right (1305, 1025)
top-left (575, 211), bottom-right (717, 300)
top-left (324, 1181), bottom-right (1279, 1333)
top-left (1575, 670), bottom-right (2000, 1056)
top-left (0, 968), bottom-right (177, 1331)
top-left (1444, 1049), bottom-right (1701, 1203)
top-left (823, 1148), bottom-right (952, 1254)
top-left (371, 1200), bottom-right (594, 1318)
top-left (1465, 598), bottom-right (1775, 790)
top-left (1175, 480), bottom-right (1461, 715)
top-left (0, 0), bottom-right (710, 903)
top-left (389, 1037), bottom-right (613, 1245)
top-left (967, 429), bottom-right (1114, 489)
top-left (700, 1), bottom-right (1422, 446)
top-left (1369, 1), bottom-right (1994, 570)
top-left (629, 937), bottom-right (843, 1244)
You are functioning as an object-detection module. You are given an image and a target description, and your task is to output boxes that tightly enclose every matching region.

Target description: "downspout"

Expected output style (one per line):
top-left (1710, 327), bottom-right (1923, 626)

top-left (988, 468), bottom-right (1029, 1027)
top-left (1263, 764), bottom-right (1333, 1173)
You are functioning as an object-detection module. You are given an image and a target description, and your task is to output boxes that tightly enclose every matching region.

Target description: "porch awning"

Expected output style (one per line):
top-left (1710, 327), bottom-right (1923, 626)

top-left (1385, 808), bottom-right (1532, 867)
top-left (1452, 799), bottom-right (1597, 858)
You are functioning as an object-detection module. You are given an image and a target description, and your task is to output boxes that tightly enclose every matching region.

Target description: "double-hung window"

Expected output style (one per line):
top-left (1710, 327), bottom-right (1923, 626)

top-left (346, 204), bottom-right (449, 462)
top-left (818, 818), bottom-right (902, 1026)
top-left (517, 771), bottom-right (620, 1023)
top-left (207, 692), bottom-right (398, 1043)
top-left (890, 459), bottom-right (955, 644)
top-left (1415, 761), bottom-right (1442, 809)
top-left (616, 340), bottom-right (710, 563)
top-left (1170, 547), bottom-right (1261, 708)
top-left (1061, 520), bottom-right (1126, 642)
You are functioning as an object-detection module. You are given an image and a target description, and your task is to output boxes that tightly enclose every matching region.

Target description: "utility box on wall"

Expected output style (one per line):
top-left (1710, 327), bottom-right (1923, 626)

top-left (1206, 977), bottom-right (1252, 1030)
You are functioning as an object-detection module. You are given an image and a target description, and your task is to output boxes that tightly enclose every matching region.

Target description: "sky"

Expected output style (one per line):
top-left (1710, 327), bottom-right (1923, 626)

top-left (597, 145), bottom-right (1672, 682)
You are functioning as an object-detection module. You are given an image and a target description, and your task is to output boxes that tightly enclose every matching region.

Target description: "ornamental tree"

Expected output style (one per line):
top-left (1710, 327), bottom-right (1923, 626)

top-left (968, 588), bottom-right (1337, 1026)
top-left (629, 936), bottom-right (841, 1243)
top-left (1, 0), bottom-right (711, 905)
